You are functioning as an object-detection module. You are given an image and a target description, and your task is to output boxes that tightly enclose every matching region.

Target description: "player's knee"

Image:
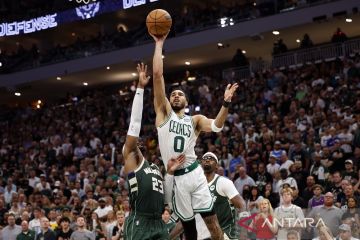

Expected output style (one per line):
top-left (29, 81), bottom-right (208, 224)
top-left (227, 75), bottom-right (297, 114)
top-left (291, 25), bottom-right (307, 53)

top-left (181, 218), bottom-right (197, 240)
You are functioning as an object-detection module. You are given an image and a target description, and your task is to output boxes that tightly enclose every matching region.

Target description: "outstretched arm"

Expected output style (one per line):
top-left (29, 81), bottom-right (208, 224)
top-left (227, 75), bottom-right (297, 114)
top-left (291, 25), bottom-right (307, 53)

top-left (194, 83), bottom-right (238, 133)
top-left (123, 63), bottom-right (150, 174)
top-left (151, 33), bottom-right (172, 125)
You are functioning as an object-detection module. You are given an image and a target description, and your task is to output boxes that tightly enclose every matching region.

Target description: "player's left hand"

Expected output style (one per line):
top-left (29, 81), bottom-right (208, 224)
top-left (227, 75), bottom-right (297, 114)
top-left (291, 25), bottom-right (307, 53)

top-left (224, 83), bottom-right (239, 102)
top-left (137, 62), bottom-right (150, 88)
top-left (167, 154), bottom-right (185, 174)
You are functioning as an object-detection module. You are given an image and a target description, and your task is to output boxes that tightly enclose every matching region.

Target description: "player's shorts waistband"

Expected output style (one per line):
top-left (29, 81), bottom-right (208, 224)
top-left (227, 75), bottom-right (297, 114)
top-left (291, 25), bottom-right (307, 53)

top-left (174, 160), bottom-right (199, 176)
top-left (131, 211), bottom-right (162, 219)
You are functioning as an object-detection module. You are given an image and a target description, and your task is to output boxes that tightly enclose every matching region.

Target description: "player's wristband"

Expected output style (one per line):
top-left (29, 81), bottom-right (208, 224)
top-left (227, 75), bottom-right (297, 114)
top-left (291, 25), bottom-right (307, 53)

top-left (222, 100), bottom-right (230, 108)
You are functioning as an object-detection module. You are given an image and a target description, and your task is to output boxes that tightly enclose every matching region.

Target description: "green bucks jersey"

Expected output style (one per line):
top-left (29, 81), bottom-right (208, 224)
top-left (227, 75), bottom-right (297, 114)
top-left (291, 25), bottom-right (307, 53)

top-left (127, 159), bottom-right (164, 215)
top-left (157, 111), bottom-right (197, 169)
top-left (209, 175), bottom-right (236, 229)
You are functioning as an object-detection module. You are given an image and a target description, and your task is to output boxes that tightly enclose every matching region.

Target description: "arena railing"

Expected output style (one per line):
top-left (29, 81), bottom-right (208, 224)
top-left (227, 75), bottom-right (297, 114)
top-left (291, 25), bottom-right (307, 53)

top-left (272, 37), bottom-right (360, 68)
top-left (222, 59), bottom-right (272, 81)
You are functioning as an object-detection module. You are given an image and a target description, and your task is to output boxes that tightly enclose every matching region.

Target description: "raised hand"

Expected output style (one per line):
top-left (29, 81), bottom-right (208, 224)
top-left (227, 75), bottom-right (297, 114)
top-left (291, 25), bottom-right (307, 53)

top-left (167, 154), bottom-right (186, 174)
top-left (149, 31), bottom-right (170, 43)
top-left (224, 83), bottom-right (239, 102)
top-left (137, 63), bottom-right (150, 88)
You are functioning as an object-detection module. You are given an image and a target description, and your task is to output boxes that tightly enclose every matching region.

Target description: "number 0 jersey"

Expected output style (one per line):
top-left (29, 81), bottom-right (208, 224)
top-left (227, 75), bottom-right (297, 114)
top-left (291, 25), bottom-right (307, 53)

top-left (127, 159), bottom-right (164, 215)
top-left (157, 111), bottom-right (198, 169)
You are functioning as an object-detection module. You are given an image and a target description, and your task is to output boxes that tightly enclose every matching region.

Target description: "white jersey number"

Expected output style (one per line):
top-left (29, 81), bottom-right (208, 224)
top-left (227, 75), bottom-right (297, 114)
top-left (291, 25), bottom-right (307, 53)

top-left (152, 177), bottom-right (164, 194)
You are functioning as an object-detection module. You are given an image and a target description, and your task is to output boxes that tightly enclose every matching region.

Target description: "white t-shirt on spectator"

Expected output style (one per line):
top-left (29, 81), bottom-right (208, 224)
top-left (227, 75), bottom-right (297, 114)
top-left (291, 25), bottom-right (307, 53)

top-left (29, 177), bottom-right (40, 188)
top-left (29, 218), bottom-right (41, 234)
top-left (35, 182), bottom-right (51, 191)
top-left (266, 163), bottom-right (280, 176)
top-left (337, 132), bottom-right (353, 153)
top-left (74, 146), bottom-right (88, 159)
top-left (276, 177), bottom-right (298, 194)
top-left (280, 160), bottom-right (294, 173)
top-left (274, 204), bottom-right (304, 240)
top-left (4, 189), bottom-right (16, 204)
top-left (94, 205), bottom-right (113, 218)
top-left (234, 176), bottom-right (255, 195)
top-left (90, 138), bottom-right (102, 150)
top-left (321, 134), bottom-right (332, 147)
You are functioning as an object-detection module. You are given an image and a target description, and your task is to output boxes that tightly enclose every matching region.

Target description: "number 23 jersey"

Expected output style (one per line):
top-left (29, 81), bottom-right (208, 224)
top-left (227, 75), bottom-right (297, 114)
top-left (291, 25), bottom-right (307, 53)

top-left (157, 111), bottom-right (197, 169)
top-left (127, 159), bottom-right (164, 215)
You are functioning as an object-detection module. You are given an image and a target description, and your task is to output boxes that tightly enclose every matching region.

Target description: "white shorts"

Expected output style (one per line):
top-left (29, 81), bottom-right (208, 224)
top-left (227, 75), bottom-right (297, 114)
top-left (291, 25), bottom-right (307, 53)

top-left (171, 166), bottom-right (214, 221)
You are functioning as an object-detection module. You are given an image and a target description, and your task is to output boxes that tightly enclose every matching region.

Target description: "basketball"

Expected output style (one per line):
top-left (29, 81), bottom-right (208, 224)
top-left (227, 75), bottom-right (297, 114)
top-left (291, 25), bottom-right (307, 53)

top-left (146, 9), bottom-right (172, 37)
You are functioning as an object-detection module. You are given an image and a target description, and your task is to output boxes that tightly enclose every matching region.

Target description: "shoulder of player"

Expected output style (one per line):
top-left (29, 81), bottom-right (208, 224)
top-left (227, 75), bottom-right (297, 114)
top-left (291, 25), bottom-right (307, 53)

top-left (217, 175), bottom-right (234, 185)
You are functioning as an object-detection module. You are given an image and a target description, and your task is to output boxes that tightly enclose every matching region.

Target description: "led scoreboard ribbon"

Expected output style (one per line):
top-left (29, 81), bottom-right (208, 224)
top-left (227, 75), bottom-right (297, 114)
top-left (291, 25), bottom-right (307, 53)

top-left (0, 0), bottom-right (159, 37)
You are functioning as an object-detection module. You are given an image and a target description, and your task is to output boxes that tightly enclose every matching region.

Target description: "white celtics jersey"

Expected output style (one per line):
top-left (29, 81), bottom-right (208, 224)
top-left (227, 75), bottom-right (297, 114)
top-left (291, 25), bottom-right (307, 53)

top-left (157, 111), bottom-right (197, 169)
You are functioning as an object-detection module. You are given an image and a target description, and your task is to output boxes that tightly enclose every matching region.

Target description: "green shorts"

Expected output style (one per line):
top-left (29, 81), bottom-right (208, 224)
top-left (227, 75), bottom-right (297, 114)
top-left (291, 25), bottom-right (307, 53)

top-left (124, 214), bottom-right (169, 240)
top-left (223, 224), bottom-right (240, 240)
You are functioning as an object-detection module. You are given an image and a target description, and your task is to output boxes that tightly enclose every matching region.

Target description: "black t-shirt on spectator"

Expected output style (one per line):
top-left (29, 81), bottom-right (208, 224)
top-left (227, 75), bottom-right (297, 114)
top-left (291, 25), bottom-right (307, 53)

top-left (56, 229), bottom-right (73, 240)
top-left (329, 148), bottom-right (345, 173)
top-left (293, 196), bottom-right (307, 209)
top-left (0, 207), bottom-right (7, 226)
top-left (254, 172), bottom-right (273, 192)
top-left (342, 170), bottom-right (358, 183)
top-left (290, 149), bottom-right (307, 165)
top-left (302, 187), bottom-right (315, 203)
top-left (112, 225), bottom-right (124, 240)
top-left (326, 183), bottom-right (343, 200)
top-left (290, 170), bottom-right (308, 191)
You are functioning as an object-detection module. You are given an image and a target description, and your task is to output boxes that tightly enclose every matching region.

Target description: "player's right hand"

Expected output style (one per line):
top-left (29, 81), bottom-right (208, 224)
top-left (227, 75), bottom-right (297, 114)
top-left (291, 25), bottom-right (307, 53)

top-left (137, 63), bottom-right (150, 88)
top-left (149, 31), bottom-right (170, 43)
top-left (167, 154), bottom-right (185, 175)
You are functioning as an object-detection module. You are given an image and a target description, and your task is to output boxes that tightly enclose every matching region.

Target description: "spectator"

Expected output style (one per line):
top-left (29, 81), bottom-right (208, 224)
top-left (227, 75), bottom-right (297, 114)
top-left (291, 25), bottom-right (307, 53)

top-left (56, 217), bottom-right (73, 240)
top-left (274, 188), bottom-right (304, 239)
top-left (254, 162), bottom-right (273, 192)
top-left (111, 211), bottom-right (125, 240)
top-left (88, 212), bottom-right (105, 240)
top-left (308, 184), bottom-right (325, 209)
top-left (35, 217), bottom-right (56, 240)
top-left (342, 160), bottom-right (357, 184)
top-left (229, 149), bottom-right (246, 180)
top-left (273, 39), bottom-right (288, 55)
top-left (234, 167), bottom-right (255, 195)
top-left (337, 224), bottom-right (357, 240)
top-left (331, 28), bottom-right (348, 43)
top-left (232, 49), bottom-right (248, 67)
top-left (70, 216), bottom-right (95, 240)
top-left (0, 214), bottom-right (21, 240)
top-left (249, 198), bottom-right (277, 239)
top-left (276, 168), bottom-right (298, 195)
top-left (266, 154), bottom-right (280, 176)
top-left (16, 220), bottom-right (35, 240)
top-left (279, 152), bottom-right (294, 174)
top-left (337, 184), bottom-right (360, 210)
top-left (291, 186), bottom-right (306, 209)
top-left (94, 198), bottom-right (113, 221)
top-left (300, 33), bottom-right (313, 48)
top-left (309, 152), bottom-right (327, 184)
top-left (29, 208), bottom-right (42, 235)
top-left (302, 176), bottom-right (316, 203)
top-left (308, 192), bottom-right (343, 237)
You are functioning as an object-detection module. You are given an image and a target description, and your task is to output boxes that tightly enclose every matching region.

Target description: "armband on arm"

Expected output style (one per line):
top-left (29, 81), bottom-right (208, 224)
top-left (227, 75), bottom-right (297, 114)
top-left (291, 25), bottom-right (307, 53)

top-left (127, 88), bottom-right (144, 137)
top-left (211, 120), bottom-right (223, 132)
